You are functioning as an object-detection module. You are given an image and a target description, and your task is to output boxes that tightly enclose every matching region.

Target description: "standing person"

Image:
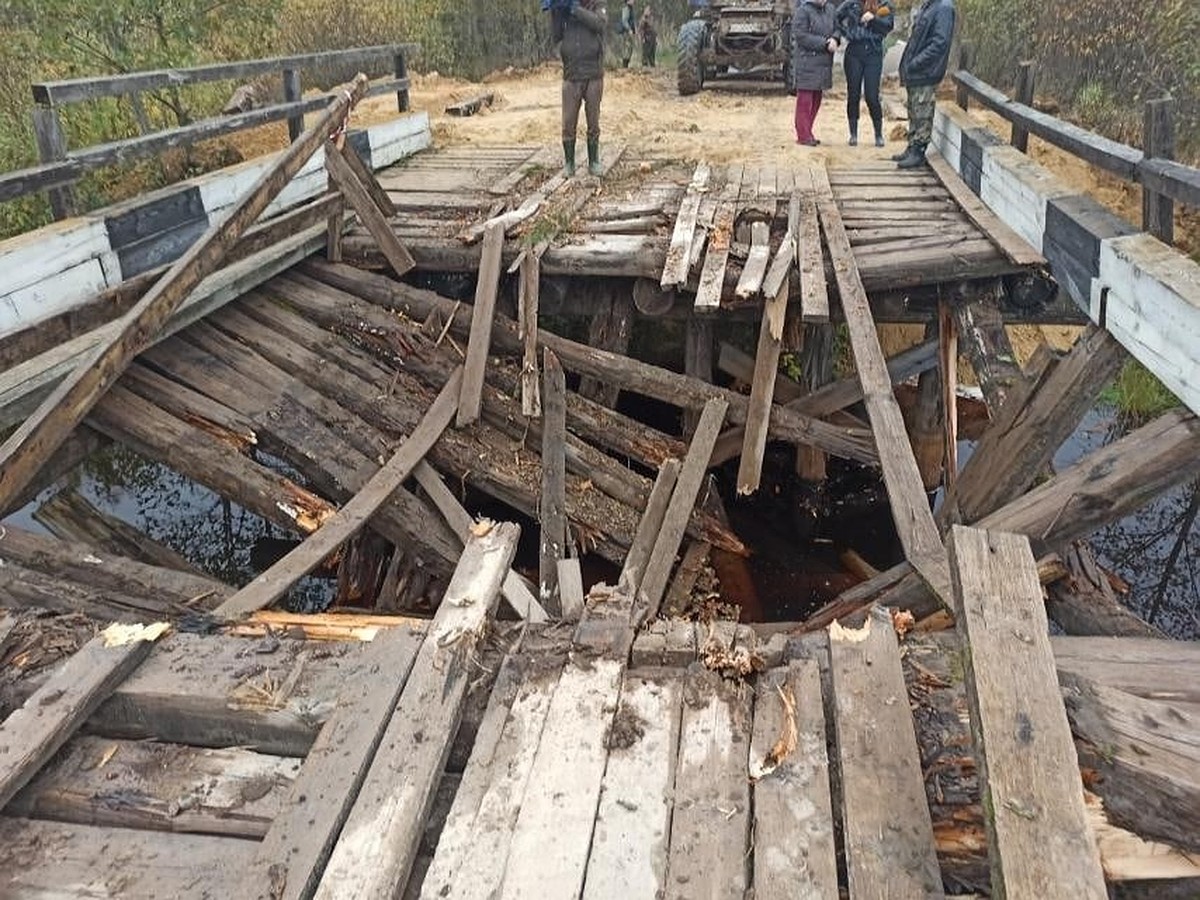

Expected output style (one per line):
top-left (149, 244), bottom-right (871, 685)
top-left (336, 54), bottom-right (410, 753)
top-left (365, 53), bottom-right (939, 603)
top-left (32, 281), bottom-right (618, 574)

top-left (895, 0), bottom-right (955, 168)
top-left (554, 0), bottom-right (608, 176)
top-left (619, 0), bottom-right (636, 67)
top-left (639, 6), bottom-right (658, 67)
top-left (835, 0), bottom-right (894, 146)
top-left (791, 0), bottom-right (840, 147)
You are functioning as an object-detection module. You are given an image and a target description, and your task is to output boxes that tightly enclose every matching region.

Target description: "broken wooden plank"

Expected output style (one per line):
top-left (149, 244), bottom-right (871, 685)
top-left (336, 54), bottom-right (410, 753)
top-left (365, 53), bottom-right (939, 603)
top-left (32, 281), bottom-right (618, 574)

top-left (9, 734), bottom-right (298, 840)
top-left (457, 220), bottom-right (505, 427)
top-left (313, 522), bottom-right (519, 899)
top-left (694, 165), bottom-right (743, 313)
top-left (661, 540), bottom-right (710, 619)
top-left (445, 92), bottom-right (495, 116)
top-left (0, 76), bottom-right (369, 514)
top-left (953, 286), bottom-right (1026, 415)
top-left (499, 657), bottom-right (624, 898)
top-left (519, 250), bottom-right (541, 417)
top-left (750, 661), bottom-right (838, 900)
top-left (250, 624), bottom-right (426, 900)
top-left (0, 622), bottom-right (167, 810)
top-left (795, 171), bottom-right (829, 323)
top-left (665, 665), bottom-right (753, 899)
top-left (940, 299), bottom-right (959, 494)
top-left (661, 162), bottom-right (712, 289)
top-left (326, 141), bottom-right (415, 277)
top-left (948, 526), bottom-right (1107, 899)
top-left (639, 399), bottom-right (729, 617)
top-left (926, 149), bottom-right (1046, 267)
top-left (557, 557), bottom-right (585, 622)
top-left (216, 368), bottom-right (462, 619)
top-left (336, 141), bottom-right (397, 217)
top-left (762, 190), bottom-right (799, 300)
top-left (578, 286), bottom-right (634, 408)
top-left (734, 221), bottom-right (772, 299)
top-left (830, 607), bottom-right (944, 898)
top-left (620, 458), bottom-right (682, 597)
top-left (582, 669), bottom-right (682, 900)
top-left (412, 460), bottom-right (548, 623)
top-left (737, 280), bottom-right (788, 495)
top-left (539, 348), bottom-right (567, 615)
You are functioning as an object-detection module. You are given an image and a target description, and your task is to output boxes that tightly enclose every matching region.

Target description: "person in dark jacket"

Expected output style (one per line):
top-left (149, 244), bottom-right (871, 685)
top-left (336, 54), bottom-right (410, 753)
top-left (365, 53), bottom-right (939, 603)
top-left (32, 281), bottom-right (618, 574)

top-left (639, 6), bottom-right (658, 67)
top-left (553, 0), bottom-right (608, 176)
top-left (895, 0), bottom-right (955, 168)
top-left (791, 0), bottom-right (840, 147)
top-left (618, 0), bottom-right (636, 67)
top-left (834, 0), bottom-right (894, 146)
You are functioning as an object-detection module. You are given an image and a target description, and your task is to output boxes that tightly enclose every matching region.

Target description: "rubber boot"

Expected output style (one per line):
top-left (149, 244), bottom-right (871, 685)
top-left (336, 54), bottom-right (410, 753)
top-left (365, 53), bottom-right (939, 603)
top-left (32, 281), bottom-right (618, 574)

top-left (562, 140), bottom-right (576, 176)
top-left (890, 144), bottom-right (910, 162)
top-left (873, 119), bottom-right (885, 147)
top-left (848, 123), bottom-right (858, 147)
top-left (587, 138), bottom-right (603, 177)
top-left (897, 142), bottom-right (928, 169)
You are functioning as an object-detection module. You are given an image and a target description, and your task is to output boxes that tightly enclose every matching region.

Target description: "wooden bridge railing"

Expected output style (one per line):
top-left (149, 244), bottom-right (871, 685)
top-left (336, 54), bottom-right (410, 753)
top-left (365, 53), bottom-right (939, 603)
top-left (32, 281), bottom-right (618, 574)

top-left (5, 44), bottom-right (417, 220)
top-left (953, 43), bottom-right (1200, 245)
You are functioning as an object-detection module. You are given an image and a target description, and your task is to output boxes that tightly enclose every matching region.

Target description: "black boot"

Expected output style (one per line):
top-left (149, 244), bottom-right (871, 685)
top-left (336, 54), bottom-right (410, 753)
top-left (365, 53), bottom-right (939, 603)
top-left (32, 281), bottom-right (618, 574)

top-left (873, 118), bottom-right (885, 147)
top-left (890, 144), bottom-right (910, 162)
top-left (848, 121), bottom-right (858, 146)
top-left (586, 138), bottom-right (602, 177)
top-left (897, 142), bottom-right (928, 169)
top-left (562, 139), bottom-right (576, 176)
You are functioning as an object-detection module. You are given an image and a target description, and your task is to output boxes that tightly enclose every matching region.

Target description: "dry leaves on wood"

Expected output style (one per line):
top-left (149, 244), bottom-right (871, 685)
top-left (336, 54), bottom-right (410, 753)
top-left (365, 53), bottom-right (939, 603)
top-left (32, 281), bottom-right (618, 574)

top-left (699, 624), bottom-right (764, 680)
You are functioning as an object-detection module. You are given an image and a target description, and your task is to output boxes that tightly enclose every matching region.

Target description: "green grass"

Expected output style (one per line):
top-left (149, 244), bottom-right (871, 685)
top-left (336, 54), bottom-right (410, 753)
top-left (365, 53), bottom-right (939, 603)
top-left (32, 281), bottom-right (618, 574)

top-left (1100, 359), bottom-right (1180, 422)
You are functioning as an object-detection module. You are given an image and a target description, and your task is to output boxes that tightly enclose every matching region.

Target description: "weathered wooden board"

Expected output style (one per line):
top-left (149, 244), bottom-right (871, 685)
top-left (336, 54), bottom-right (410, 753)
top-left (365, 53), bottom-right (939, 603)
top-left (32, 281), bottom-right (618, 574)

top-left (949, 526), bottom-right (1107, 899)
top-left (734, 221), bottom-right (771, 299)
top-left (694, 165), bottom-right (743, 313)
top-left (661, 162), bottom-right (711, 289)
top-left (582, 669), bottom-right (683, 900)
top-left (830, 609), bottom-right (944, 898)
top-left (326, 139), bottom-right (415, 277)
top-left (9, 734), bottom-right (299, 840)
top-left (539, 348), bottom-right (567, 613)
top-left (737, 280), bottom-right (787, 495)
top-left (795, 169), bottom-right (829, 324)
top-left (664, 665), bottom-right (753, 899)
top-left (750, 661), bottom-right (838, 900)
top-left (0, 626), bottom-right (164, 810)
top-left (620, 458), bottom-right (682, 596)
top-left (499, 658), bottom-right (624, 899)
top-left (458, 221), bottom-right (505, 427)
top-left (314, 524), bottom-right (518, 899)
top-left (250, 625), bottom-right (427, 900)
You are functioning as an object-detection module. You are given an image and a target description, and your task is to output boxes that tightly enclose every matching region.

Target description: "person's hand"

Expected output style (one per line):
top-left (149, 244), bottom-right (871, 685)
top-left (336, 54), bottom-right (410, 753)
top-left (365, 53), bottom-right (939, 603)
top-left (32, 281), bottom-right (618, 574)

top-left (860, 10), bottom-right (874, 22)
top-left (825, 37), bottom-right (838, 52)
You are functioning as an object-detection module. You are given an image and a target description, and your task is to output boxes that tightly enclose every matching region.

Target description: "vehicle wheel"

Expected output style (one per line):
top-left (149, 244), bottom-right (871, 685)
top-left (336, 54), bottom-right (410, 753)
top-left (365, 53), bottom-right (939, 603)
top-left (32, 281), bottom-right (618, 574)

top-left (677, 20), bottom-right (707, 96)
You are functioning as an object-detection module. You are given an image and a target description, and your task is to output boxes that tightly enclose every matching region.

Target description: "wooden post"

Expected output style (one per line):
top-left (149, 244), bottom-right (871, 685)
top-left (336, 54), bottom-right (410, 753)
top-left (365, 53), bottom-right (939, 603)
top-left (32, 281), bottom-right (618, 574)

top-left (394, 50), bottom-right (410, 112)
top-left (539, 348), bottom-right (567, 616)
top-left (1142, 97), bottom-right (1175, 244)
top-left (326, 197), bottom-right (344, 263)
top-left (683, 318), bottom-right (713, 436)
top-left (1010, 61), bottom-right (1036, 152)
top-left (955, 42), bottom-right (975, 110)
top-left (938, 300), bottom-right (958, 496)
top-left (283, 68), bottom-right (303, 142)
top-left (31, 104), bottom-right (76, 219)
top-left (519, 252), bottom-right (542, 417)
top-left (0, 75), bottom-right (370, 515)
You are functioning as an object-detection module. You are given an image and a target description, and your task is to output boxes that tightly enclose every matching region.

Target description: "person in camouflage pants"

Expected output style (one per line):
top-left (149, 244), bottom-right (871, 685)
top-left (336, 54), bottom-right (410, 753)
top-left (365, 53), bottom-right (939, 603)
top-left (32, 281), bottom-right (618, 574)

top-left (895, 0), bottom-right (954, 168)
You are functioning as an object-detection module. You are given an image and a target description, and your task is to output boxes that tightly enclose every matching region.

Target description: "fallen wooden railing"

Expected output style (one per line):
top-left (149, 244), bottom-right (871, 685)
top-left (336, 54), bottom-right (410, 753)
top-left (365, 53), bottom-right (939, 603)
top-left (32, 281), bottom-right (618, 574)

top-left (6, 44), bottom-right (416, 219)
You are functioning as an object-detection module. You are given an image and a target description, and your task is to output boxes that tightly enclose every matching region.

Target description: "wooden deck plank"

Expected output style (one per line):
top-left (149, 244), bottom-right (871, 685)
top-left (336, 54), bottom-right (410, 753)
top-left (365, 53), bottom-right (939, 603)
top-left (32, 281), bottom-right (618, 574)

top-left (830, 607), bottom-right (944, 898)
top-left (0, 625), bottom-right (164, 810)
top-left (314, 523), bottom-right (519, 900)
top-left (664, 666), bottom-right (753, 900)
top-left (421, 656), bottom-right (563, 900)
top-left (0, 817), bottom-right (253, 897)
top-left (694, 165), bottom-right (744, 313)
top-left (457, 221), bottom-right (505, 427)
top-left (248, 625), bottom-right (426, 900)
top-left (761, 189), bottom-right (798, 300)
top-left (796, 170), bottom-right (829, 324)
top-left (582, 670), bottom-right (683, 900)
top-left (737, 280), bottom-right (788, 495)
top-left (620, 458), bottom-right (682, 596)
top-left (751, 661), bottom-right (838, 900)
top-left (499, 658), bottom-right (624, 899)
top-left (519, 250), bottom-right (541, 417)
top-left (948, 526), bottom-right (1107, 899)
top-left (661, 162), bottom-right (712, 289)
top-left (734, 220), bottom-right (772, 299)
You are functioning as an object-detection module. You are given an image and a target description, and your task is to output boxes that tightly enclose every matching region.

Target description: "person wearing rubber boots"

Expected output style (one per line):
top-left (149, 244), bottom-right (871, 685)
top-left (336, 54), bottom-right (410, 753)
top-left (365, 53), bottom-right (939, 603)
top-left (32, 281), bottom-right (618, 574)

top-left (895, 0), bottom-right (955, 168)
top-left (554, 0), bottom-right (608, 176)
top-left (619, 0), bottom-right (636, 67)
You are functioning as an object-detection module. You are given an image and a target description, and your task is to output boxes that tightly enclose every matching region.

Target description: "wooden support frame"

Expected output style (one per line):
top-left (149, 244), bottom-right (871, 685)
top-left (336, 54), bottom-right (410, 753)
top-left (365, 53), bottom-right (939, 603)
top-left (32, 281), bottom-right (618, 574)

top-left (939, 299), bottom-right (959, 496)
top-left (0, 76), bottom-right (370, 515)
top-left (214, 369), bottom-right (463, 620)
top-left (519, 251), bottom-right (542, 417)
top-left (539, 348), bottom-right (567, 616)
top-left (325, 139), bottom-right (413, 276)
top-left (619, 459), bottom-right (681, 600)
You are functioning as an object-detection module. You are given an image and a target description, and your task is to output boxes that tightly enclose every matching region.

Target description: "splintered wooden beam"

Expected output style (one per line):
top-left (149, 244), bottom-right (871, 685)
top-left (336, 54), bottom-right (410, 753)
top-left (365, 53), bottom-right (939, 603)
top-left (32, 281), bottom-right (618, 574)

top-left (795, 169), bottom-right (829, 323)
top-left (812, 164), bottom-right (951, 605)
top-left (334, 140), bottom-right (397, 217)
top-left (761, 190), bottom-right (798, 300)
top-left (948, 526), bottom-right (1108, 899)
top-left (953, 285), bottom-right (1026, 415)
top-left (939, 299), bottom-right (959, 494)
top-left (539, 348), bottom-right (567, 615)
top-left (638, 398), bottom-right (728, 617)
top-left (215, 369), bottom-right (462, 620)
top-left (926, 149), bottom-right (1046, 267)
top-left (619, 458), bottom-right (681, 597)
top-left (0, 624), bottom-right (166, 810)
top-left (661, 162), bottom-right (712, 289)
top-left (737, 280), bottom-right (788, 494)
top-left (519, 251), bottom-right (542, 417)
top-left (325, 139), bottom-right (414, 277)
top-left (0, 76), bottom-right (369, 514)
top-left (458, 221), bottom-right (505, 427)
top-left (694, 164), bottom-right (744, 313)
top-left (412, 461), bottom-right (547, 622)
top-left (734, 221), bottom-right (772, 299)
top-left (313, 522), bottom-right (519, 900)
top-left (830, 608), bottom-right (944, 897)
top-left (557, 557), bottom-right (585, 622)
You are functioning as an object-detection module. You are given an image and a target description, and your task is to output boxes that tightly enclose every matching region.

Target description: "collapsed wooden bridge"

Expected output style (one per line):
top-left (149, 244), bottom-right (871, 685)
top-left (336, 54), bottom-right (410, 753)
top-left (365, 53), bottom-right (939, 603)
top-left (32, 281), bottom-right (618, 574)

top-left (1, 72), bottom-right (1199, 899)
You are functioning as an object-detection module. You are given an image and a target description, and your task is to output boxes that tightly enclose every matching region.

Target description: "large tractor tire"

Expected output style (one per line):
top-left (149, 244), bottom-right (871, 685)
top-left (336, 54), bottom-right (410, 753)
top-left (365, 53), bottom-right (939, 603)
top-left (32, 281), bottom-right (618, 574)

top-left (676, 19), bottom-right (707, 96)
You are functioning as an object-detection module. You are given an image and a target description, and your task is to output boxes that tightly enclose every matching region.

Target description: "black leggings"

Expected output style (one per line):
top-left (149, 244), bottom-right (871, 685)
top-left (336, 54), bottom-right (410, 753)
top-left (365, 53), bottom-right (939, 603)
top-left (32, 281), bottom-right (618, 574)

top-left (844, 43), bottom-right (883, 134)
